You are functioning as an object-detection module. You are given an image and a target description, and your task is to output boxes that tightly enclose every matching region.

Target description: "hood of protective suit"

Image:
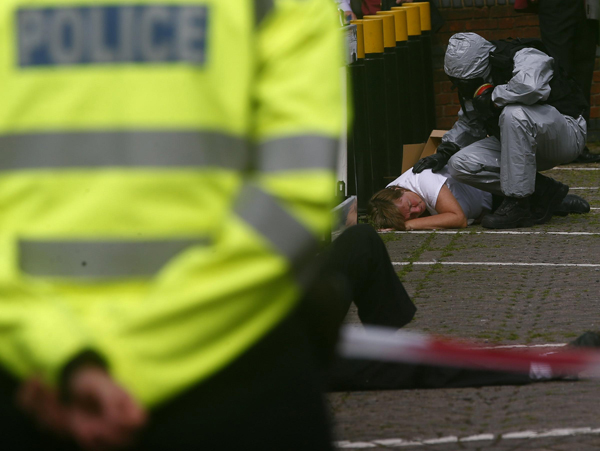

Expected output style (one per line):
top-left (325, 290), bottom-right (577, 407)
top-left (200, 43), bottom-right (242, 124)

top-left (444, 33), bottom-right (496, 80)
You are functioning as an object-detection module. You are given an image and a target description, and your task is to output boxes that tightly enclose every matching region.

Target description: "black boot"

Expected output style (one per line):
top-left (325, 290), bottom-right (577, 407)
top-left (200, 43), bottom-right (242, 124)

top-left (573, 147), bottom-right (600, 164)
top-left (553, 194), bottom-right (591, 216)
top-left (530, 173), bottom-right (569, 224)
top-left (481, 196), bottom-right (533, 229)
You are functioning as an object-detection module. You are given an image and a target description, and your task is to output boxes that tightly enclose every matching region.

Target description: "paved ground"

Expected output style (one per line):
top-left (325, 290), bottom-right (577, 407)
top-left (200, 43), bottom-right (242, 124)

top-left (329, 158), bottom-right (600, 450)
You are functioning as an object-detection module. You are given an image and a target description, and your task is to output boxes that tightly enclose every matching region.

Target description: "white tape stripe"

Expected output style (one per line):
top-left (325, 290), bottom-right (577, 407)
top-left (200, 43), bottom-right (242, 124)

top-left (551, 167), bottom-right (600, 170)
top-left (482, 343), bottom-right (567, 349)
top-left (570, 187), bottom-right (599, 189)
top-left (392, 261), bottom-right (600, 267)
top-left (387, 230), bottom-right (600, 235)
top-left (335, 427), bottom-right (600, 448)
top-left (555, 168), bottom-right (600, 170)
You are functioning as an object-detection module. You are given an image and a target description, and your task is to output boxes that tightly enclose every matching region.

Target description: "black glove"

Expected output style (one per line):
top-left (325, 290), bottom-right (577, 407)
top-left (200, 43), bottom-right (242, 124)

top-left (412, 142), bottom-right (460, 174)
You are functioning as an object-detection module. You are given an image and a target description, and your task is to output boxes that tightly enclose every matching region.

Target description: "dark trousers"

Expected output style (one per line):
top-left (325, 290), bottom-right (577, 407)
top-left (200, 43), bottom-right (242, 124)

top-left (538, 0), bottom-right (598, 122)
top-left (136, 308), bottom-right (334, 451)
top-left (325, 225), bottom-right (532, 391)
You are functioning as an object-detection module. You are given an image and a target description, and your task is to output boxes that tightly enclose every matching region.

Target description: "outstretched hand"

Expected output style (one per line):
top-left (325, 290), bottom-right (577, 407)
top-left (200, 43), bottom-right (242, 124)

top-left (18, 366), bottom-right (146, 450)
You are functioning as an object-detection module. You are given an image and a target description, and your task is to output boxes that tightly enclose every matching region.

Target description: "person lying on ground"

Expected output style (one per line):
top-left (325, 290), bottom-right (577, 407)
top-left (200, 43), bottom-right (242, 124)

top-left (368, 167), bottom-right (589, 231)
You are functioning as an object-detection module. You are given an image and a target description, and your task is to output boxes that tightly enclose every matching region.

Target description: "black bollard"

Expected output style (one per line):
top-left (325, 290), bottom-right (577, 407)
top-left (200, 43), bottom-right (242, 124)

top-left (392, 6), bottom-right (428, 143)
top-left (348, 21), bottom-right (373, 214)
top-left (378, 9), bottom-right (410, 168)
top-left (361, 18), bottom-right (388, 194)
top-left (365, 14), bottom-right (402, 181)
top-left (409, 2), bottom-right (436, 136)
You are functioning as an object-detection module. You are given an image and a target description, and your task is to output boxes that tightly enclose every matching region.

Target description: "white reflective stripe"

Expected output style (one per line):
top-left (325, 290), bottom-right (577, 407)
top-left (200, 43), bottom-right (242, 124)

top-left (19, 238), bottom-right (209, 278)
top-left (257, 136), bottom-right (339, 172)
top-left (234, 184), bottom-right (318, 274)
top-left (254, 0), bottom-right (274, 26)
top-left (0, 131), bottom-right (248, 170)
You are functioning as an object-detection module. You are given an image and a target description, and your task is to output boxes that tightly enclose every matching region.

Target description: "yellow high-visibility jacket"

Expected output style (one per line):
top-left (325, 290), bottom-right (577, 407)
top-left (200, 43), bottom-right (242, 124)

top-left (0, 0), bottom-right (342, 406)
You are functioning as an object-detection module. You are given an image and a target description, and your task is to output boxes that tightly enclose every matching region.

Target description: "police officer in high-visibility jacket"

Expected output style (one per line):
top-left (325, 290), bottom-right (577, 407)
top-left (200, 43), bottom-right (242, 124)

top-left (0, 1), bottom-right (343, 449)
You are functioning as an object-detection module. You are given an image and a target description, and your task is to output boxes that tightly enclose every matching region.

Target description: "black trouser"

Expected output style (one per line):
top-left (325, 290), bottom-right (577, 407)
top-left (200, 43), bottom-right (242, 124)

top-left (538, 0), bottom-right (598, 122)
top-left (136, 307), bottom-right (334, 451)
top-left (325, 225), bottom-right (531, 391)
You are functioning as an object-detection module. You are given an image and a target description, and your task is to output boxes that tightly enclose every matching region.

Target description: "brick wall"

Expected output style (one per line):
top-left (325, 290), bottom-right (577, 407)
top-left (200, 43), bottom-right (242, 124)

top-left (430, 1), bottom-right (600, 140)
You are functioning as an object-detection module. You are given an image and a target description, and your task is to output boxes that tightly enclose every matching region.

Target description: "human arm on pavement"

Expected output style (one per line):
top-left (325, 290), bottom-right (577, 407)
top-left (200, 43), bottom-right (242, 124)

top-left (492, 48), bottom-right (553, 107)
top-left (405, 185), bottom-right (467, 230)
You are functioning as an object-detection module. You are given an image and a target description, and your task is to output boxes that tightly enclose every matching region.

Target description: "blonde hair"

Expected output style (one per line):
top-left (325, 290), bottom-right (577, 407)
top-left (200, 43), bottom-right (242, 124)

top-left (367, 187), bottom-right (407, 231)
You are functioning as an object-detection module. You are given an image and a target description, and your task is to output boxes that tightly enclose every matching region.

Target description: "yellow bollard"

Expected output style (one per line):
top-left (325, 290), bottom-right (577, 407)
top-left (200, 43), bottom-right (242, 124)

top-left (362, 18), bottom-right (384, 54)
top-left (392, 5), bottom-right (421, 37)
top-left (377, 9), bottom-right (408, 43)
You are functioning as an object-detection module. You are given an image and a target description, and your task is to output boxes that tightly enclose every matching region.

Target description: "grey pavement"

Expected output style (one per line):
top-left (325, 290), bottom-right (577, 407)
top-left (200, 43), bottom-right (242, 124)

top-left (330, 160), bottom-right (600, 450)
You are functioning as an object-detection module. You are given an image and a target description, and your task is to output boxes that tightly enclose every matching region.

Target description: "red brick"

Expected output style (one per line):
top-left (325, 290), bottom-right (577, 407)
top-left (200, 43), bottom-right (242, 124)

top-left (448, 21), bottom-right (468, 33)
top-left (466, 19), bottom-right (498, 31)
top-left (440, 80), bottom-right (454, 93)
top-left (435, 105), bottom-right (443, 117)
top-left (593, 71), bottom-right (600, 82)
top-left (472, 7), bottom-right (491, 19)
top-left (486, 29), bottom-right (518, 41)
top-left (590, 82), bottom-right (600, 94)
top-left (489, 6), bottom-right (520, 18)
top-left (443, 9), bottom-right (477, 21)
top-left (436, 93), bottom-right (454, 105)
top-left (590, 106), bottom-right (600, 118)
top-left (517, 27), bottom-right (541, 39)
top-left (443, 105), bottom-right (460, 117)
top-left (497, 18), bottom-right (515, 29)
top-left (436, 117), bottom-right (456, 130)
top-left (514, 15), bottom-right (539, 27)
top-left (592, 94), bottom-right (600, 106)
top-left (434, 82), bottom-right (442, 95)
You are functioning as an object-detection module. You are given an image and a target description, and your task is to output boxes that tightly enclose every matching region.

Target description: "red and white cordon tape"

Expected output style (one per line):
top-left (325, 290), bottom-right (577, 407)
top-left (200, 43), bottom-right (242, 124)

top-left (339, 325), bottom-right (600, 377)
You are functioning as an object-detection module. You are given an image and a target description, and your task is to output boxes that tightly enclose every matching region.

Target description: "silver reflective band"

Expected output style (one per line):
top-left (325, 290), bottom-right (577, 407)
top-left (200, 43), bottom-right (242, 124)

top-left (234, 184), bottom-right (318, 268)
top-left (254, 0), bottom-right (274, 26)
top-left (0, 131), bottom-right (248, 170)
top-left (257, 136), bottom-right (339, 172)
top-left (20, 238), bottom-right (210, 278)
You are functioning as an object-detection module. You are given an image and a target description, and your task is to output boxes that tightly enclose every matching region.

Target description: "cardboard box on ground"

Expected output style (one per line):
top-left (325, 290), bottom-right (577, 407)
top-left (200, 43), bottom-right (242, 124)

top-left (401, 130), bottom-right (448, 173)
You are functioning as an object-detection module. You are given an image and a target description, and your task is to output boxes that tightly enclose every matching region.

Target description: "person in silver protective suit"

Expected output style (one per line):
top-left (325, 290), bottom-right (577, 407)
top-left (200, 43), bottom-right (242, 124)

top-left (413, 32), bottom-right (588, 229)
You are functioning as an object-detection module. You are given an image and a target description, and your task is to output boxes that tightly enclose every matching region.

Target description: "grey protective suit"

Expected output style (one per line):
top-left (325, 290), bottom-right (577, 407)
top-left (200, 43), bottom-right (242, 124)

top-left (442, 33), bottom-right (587, 198)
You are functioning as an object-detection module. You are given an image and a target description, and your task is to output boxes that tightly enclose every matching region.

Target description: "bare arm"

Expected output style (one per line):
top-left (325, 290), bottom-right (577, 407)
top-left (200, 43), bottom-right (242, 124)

top-left (404, 185), bottom-right (467, 230)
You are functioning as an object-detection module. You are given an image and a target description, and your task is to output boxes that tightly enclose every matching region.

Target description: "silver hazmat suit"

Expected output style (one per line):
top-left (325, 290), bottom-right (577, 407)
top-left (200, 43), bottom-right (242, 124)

top-left (441, 33), bottom-right (587, 197)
